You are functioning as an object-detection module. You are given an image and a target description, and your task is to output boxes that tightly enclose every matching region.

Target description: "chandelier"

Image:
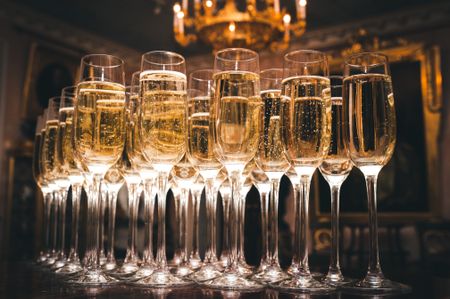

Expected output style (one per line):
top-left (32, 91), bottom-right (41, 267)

top-left (172, 0), bottom-right (307, 51)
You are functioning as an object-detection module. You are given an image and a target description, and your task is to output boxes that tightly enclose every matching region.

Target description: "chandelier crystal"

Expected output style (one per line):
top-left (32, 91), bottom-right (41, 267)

top-left (173, 0), bottom-right (307, 51)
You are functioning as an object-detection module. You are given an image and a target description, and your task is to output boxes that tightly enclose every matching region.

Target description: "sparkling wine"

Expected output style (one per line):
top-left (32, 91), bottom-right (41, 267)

top-left (33, 132), bottom-right (42, 184)
top-left (281, 75), bottom-right (331, 168)
top-left (42, 120), bottom-right (60, 181)
top-left (343, 73), bottom-right (396, 169)
top-left (140, 70), bottom-right (187, 170)
top-left (213, 71), bottom-right (262, 166)
top-left (256, 89), bottom-right (289, 174)
top-left (75, 81), bottom-right (126, 173)
top-left (319, 97), bottom-right (353, 177)
top-left (187, 96), bottom-right (221, 176)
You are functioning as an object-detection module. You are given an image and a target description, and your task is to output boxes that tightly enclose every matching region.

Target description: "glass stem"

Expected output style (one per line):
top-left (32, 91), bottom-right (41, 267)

top-left (58, 189), bottom-right (68, 258)
top-left (221, 189), bottom-right (231, 265)
top-left (156, 172), bottom-right (169, 269)
top-left (106, 189), bottom-right (118, 264)
top-left (259, 190), bottom-right (269, 267)
top-left (180, 187), bottom-right (189, 263)
top-left (269, 178), bottom-right (280, 266)
top-left (327, 183), bottom-right (343, 279)
top-left (365, 174), bottom-right (384, 282)
top-left (99, 186), bottom-right (107, 260)
top-left (85, 174), bottom-right (102, 270)
top-left (125, 183), bottom-right (140, 263)
top-left (52, 191), bottom-right (59, 255)
top-left (204, 178), bottom-right (215, 263)
top-left (143, 179), bottom-right (155, 264)
top-left (172, 189), bottom-right (182, 263)
top-left (291, 183), bottom-right (300, 268)
top-left (237, 189), bottom-right (246, 262)
top-left (191, 190), bottom-right (201, 260)
top-left (227, 170), bottom-right (241, 272)
top-left (43, 192), bottom-right (52, 256)
top-left (68, 184), bottom-right (82, 261)
top-left (297, 175), bottom-right (312, 276)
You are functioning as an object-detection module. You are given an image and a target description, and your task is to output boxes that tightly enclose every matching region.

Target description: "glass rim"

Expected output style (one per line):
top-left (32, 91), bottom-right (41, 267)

top-left (284, 49), bottom-right (327, 64)
top-left (215, 47), bottom-right (259, 63)
top-left (130, 70), bottom-right (140, 86)
top-left (189, 69), bottom-right (214, 83)
top-left (81, 54), bottom-right (125, 69)
top-left (260, 68), bottom-right (283, 81)
top-left (344, 52), bottom-right (388, 68)
top-left (141, 50), bottom-right (185, 67)
top-left (61, 85), bottom-right (77, 97)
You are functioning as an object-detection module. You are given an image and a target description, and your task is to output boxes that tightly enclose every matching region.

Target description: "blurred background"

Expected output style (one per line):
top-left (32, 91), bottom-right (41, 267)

top-left (0, 0), bottom-right (449, 296)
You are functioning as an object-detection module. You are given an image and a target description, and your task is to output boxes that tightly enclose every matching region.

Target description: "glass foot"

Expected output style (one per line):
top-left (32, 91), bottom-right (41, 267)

top-left (204, 272), bottom-right (264, 291)
top-left (51, 258), bottom-right (67, 270)
top-left (341, 277), bottom-right (411, 294)
top-left (103, 261), bottom-right (117, 271)
top-left (236, 260), bottom-right (254, 276)
top-left (251, 265), bottom-right (289, 284)
top-left (272, 274), bottom-right (335, 294)
top-left (188, 256), bottom-right (202, 270)
top-left (36, 252), bottom-right (48, 264)
top-left (67, 269), bottom-right (119, 286)
top-left (129, 268), bottom-right (193, 288)
top-left (318, 272), bottom-right (355, 287)
top-left (190, 264), bottom-right (222, 282)
top-left (55, 261), bottom-right (83, 275)
top-left (108, 262), bottom-right (139, 279)
top-left (171, 263), bottom-right (194, 277)
top-left (127, 265), bottom-right (156, 281)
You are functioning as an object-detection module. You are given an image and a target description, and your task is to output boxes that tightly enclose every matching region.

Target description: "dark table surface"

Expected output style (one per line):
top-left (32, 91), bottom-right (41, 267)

top-left (1, 261), bottom-right (449, 299)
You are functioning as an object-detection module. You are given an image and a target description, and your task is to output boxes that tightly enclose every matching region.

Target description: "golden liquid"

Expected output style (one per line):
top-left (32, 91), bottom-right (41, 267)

top-left (58, 107), bottom-right (78, 172)
top-left (32, 133), bottom-right (42, 184)
top-left (39, 129), bottom-right (46, 184)
top-left (343, 73), bottom-right (396, 169)
top-left (75, 81), bottom-right (126, 173)
top-left (213, 71), bottom-right (262, 166)
top-left (319, 98), bottom-right (353, 176)
top-left (140, 70), bottom-right (186, 170)
top-left (281, 75), bottom-right (331, 168)
top-left (256, 89), bottom-right (290, 174)
top-left (126, 94), bottom-right (149, 167)
top-left (42, 120), bottom-right (60, 181)
top-left (187, 96), bottom-right (221, 176)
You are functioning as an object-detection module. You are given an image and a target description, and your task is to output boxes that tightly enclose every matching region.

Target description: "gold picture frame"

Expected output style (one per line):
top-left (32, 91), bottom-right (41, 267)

top-left (314, 42), bottom-right (443, 223)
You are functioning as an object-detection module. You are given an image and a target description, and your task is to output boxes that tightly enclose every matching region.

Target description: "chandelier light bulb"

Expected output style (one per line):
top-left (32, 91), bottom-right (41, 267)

top-left (229, 22), bottom-right (236, 32)
top-left (300, 0), bottom-right (307, 7)
top-left (173, 3), bottom-right (181, 13)
top-left (283, 14), bottom-right (291, 24)
top-left (206, 0), bottom-right (213, 8)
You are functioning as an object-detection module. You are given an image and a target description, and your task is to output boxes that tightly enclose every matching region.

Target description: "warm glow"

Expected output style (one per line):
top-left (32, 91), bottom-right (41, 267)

top-left (283, 14), bottom-right (291, 24)
top-left (299, 0), bottom-right (307, 7)
top-left (177, 11), bottom-right (185, 19)
top-left (206, 0), bottom-right (213, 8)
top-left (228, 22), bottom-right (236, 32)
top-left (173, 3), bottom-right (181, 13)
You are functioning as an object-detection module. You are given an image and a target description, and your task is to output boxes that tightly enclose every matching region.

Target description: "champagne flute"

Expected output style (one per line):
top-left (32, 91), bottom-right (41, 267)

top-left (134, 50), bottom-right (190, 287)
top-left (253, 68), bottom-right (290, 283)
top-left (55, 86), bottom-right (85, 275)
top-left (341, 52), bottom-right (410, 294)
top-left (275, 50), bottom-right (333, 293)
top-left (33, 114), bottom-right (52, 264)
top-left (206, 48), bottom-right (263, 290)
top-left (126, 71), bottom-right (158, 280)
top-left (70, 54), bottom-right (126, 285)
top-left (317, 76), bottom-right (353, 286)
top-left (41, 98), bottom-right (63, 268)
top-left (186, 69), bottom-right (224, 282)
